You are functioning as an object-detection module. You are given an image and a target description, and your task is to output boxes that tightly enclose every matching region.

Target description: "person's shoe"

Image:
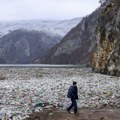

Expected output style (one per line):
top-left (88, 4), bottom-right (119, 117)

top-left (67, 109), bottom-right (71, 114)
top-left (74, 112), bottom-right (79, 115)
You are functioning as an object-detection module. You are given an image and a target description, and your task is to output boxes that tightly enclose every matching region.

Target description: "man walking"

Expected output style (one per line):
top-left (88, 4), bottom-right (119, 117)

top-left (67, 81), bottom-right (78, 114)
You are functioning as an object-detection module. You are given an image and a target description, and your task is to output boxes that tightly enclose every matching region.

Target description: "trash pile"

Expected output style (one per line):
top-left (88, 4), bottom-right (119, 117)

top-left (0, 68), bottom-right (120, 119)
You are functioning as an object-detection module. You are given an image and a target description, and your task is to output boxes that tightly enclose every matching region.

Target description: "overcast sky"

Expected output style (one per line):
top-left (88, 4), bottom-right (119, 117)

top-left (0, 0), bottom-right (100, 21)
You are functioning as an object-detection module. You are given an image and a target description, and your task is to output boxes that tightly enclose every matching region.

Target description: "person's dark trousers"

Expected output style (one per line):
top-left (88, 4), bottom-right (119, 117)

top-left (67, 99), bottom-right (77, 113)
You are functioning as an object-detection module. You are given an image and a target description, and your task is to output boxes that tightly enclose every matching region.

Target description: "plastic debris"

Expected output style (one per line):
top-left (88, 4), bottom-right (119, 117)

top-left (0, 68), bottom-right (120, 119)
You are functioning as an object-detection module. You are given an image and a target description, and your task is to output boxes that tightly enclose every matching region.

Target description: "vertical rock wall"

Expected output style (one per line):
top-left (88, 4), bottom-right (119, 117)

top-left (92, 0), bottom-right (120, 76)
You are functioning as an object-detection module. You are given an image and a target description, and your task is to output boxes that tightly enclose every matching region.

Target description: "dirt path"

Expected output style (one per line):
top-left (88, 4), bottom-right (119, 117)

top-left (26, 109), bottom-right (120, 120)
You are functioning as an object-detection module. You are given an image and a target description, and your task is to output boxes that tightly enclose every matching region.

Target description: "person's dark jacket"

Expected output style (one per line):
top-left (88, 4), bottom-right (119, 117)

top-left (71, 86), bottom-right (78, 100)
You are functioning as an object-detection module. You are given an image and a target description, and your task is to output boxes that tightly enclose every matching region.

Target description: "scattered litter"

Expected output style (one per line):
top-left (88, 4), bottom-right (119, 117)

top-left (0, 68), bottom-right (120, 119)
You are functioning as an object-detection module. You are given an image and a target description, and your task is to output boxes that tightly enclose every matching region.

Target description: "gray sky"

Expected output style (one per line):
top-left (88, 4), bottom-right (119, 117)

top-left (0, 0), bottom-right (100, 21)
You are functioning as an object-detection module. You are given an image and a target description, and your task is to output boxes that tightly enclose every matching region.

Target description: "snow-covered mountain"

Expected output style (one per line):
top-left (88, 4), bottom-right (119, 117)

top-left (0, 18), bottom-right (82, 64)
top-left (0, 18), bottom-right (82, 38)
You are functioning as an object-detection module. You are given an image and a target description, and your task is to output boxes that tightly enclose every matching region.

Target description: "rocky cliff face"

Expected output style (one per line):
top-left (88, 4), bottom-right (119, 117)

top-left (92, 0), bottom-right (120, 76)
top-left (0, 29), bottom-right (61, 64)
top-left (39, 9), bottom-right (100, 64)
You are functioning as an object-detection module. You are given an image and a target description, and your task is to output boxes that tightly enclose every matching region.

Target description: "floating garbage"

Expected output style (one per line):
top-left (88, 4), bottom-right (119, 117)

top-left (0, 68), bottom-right (120, 119)
top-left (34, 103), bottom-right (42, 108)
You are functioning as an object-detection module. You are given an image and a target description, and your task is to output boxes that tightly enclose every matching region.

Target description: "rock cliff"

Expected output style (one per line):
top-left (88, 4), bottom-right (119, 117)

top-left (91, 0), bottom-right (120, 76)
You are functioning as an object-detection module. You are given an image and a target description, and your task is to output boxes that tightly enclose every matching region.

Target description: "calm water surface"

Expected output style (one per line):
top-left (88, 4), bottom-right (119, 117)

top-left (0, 64), bottom-right (84, 68)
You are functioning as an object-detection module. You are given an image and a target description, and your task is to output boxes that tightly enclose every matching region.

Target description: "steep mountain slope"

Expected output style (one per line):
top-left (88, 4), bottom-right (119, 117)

top-left (39, 9), bottom-right (100, 64)
top-left (0, 57), bottom-right (6, 64)
top-left (0, 30), bottom-right (61, 64)
top-left (92, 0), bottom-right (120, 76)
top-left (0, 18), bottom-right (82, 38)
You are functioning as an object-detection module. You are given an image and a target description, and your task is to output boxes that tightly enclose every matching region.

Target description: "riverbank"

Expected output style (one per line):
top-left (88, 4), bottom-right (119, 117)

top-left (26, 109), bottom-right (120, 120)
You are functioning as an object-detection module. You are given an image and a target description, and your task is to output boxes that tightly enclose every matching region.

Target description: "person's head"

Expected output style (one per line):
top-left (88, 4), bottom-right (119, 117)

top-left (73, 81), bottom-right (77, 86)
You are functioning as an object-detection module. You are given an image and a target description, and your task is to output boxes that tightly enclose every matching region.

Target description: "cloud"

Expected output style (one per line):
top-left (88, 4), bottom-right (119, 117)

top-left (0, 0), bottom-right (100, 20)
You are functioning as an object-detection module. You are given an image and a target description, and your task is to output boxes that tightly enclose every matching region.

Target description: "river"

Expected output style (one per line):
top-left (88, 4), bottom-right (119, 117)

top-left (0, 64), bottom-right (85, 68)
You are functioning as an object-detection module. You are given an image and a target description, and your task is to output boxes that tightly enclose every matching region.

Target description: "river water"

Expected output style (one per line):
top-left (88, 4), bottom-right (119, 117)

top-left (0, 64), bottom-right (84, 68)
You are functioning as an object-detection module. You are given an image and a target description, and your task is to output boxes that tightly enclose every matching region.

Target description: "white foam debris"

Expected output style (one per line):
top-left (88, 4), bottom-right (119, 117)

top-left (0, 68), bottom-right (120, 119)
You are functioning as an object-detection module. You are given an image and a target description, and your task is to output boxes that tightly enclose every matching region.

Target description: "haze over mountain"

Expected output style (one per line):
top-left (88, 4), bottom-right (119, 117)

top-left (0, 0), bottom-right (100, 21)
top-left (0, 18), bottom-right (82, 38)
top-left (0, 18), bottom-right (82, 64)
